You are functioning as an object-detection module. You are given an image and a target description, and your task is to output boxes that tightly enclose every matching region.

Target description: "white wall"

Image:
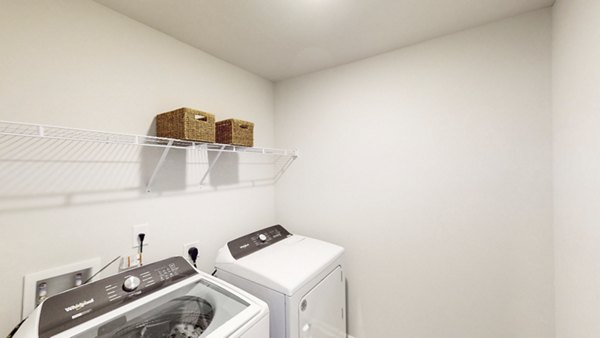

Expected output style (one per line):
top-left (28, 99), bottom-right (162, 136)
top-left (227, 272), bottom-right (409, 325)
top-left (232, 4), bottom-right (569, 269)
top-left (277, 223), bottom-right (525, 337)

top-left (0, 0), bottom-right (276, 333)
top-left (275, 9), bottom-right (553, 338)
top-left (553, 1), bottom-right (600, 337)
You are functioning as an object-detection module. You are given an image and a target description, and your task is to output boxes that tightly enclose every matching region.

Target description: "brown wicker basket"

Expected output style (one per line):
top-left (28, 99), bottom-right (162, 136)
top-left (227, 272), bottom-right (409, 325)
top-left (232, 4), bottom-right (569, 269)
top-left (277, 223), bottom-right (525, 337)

top-left (156, 107), bottom-right (215, 142)
top-left (216, 119), bottom-right (254, 147)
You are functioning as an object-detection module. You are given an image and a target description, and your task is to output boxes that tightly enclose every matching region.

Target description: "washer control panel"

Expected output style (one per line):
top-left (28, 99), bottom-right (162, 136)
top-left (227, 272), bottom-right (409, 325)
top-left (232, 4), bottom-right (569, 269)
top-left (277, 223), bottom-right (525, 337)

top-left (227, 224), bottom-right (292, 260)
top-left (38, 257), bottom-right (196, 338)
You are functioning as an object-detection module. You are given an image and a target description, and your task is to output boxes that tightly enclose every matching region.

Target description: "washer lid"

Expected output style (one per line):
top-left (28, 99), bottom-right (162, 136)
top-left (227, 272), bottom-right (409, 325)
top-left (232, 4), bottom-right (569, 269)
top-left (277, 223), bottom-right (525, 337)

top-left (71, 277), bottom-right (252, 338)
top-left (215, 235), bottom-right (344, 296)
top-left (28, 257), bottom-right (267, 338)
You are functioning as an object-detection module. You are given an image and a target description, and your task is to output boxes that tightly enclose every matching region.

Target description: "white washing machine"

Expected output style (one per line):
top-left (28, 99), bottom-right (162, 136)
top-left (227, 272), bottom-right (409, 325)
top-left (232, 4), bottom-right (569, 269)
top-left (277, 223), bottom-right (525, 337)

top-left (214, 225), bottom-right (346, 338)
top-left (12, 256), bottom-right (269, 338)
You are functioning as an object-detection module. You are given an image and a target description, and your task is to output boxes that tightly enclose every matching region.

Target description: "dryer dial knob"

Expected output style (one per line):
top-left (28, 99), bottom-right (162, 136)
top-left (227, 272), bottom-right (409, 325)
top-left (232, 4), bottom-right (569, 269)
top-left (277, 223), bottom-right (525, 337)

top-left (123, 276), bottom-right (141, 292)
top-left (258, 234), bottom-right (267, 242)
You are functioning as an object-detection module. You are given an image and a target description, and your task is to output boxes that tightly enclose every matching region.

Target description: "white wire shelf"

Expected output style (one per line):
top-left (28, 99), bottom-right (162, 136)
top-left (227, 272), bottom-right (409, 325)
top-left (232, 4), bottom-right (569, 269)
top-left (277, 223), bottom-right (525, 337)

top-left (0, 120), bottom-right (298, 192)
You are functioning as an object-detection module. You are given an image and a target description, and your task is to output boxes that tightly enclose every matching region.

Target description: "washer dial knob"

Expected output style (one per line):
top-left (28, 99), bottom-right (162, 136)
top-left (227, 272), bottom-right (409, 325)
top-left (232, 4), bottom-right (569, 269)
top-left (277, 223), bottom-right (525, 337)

top-left (123, 276), bottom-right (141, 292)
top-left (258, 234), bottom-right (267, 242)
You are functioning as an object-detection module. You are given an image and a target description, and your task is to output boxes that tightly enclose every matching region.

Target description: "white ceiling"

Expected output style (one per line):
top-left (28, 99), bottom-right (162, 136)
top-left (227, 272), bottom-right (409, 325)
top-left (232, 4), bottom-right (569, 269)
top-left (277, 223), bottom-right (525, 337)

top-left (95, 0), bottom-right (554, 81)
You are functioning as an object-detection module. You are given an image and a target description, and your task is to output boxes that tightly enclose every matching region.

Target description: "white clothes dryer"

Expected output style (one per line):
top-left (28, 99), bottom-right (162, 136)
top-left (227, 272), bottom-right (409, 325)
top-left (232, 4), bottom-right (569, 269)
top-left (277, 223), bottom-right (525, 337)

top-left (12, 256), bottom-right (269, 338)
top-left (215, 225), bottom-right (346, 338)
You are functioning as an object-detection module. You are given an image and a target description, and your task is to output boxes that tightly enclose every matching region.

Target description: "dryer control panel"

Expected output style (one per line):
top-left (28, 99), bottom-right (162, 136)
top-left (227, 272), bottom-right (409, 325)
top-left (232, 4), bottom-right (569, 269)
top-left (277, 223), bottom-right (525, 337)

top-left (37, 256), bottom-right (196, 338)
top-left (227, 224), bottom-right (292, 260)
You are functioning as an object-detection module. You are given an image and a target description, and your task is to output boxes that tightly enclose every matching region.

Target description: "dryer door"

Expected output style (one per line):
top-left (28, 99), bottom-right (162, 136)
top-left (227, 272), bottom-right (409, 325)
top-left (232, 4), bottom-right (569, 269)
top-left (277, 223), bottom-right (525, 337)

top-left (298, 266), bottom-right (346, 338)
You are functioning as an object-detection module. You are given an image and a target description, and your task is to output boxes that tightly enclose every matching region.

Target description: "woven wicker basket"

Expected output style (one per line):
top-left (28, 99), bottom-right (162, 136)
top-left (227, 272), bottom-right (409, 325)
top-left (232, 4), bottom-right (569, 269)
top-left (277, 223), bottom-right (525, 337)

top-left (156, 107), bottom-right (215, 142)
top-left (216, 119), bottom-right (254, 147)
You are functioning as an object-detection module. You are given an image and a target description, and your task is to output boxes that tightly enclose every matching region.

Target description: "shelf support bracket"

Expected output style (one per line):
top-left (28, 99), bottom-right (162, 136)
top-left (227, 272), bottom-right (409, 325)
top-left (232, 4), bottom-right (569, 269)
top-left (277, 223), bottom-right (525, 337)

top-left (198, 145), bottom-right (225, 186)
top-left (146, 139), bottom-right (174, 192)
top-left (273, 155), bottom-right (297, 183)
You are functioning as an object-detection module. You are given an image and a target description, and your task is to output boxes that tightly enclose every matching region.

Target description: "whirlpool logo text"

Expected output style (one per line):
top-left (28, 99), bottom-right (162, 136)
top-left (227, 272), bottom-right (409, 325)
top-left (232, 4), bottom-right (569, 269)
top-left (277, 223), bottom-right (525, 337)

top-left (64, 298), bottom-right (95, 312)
